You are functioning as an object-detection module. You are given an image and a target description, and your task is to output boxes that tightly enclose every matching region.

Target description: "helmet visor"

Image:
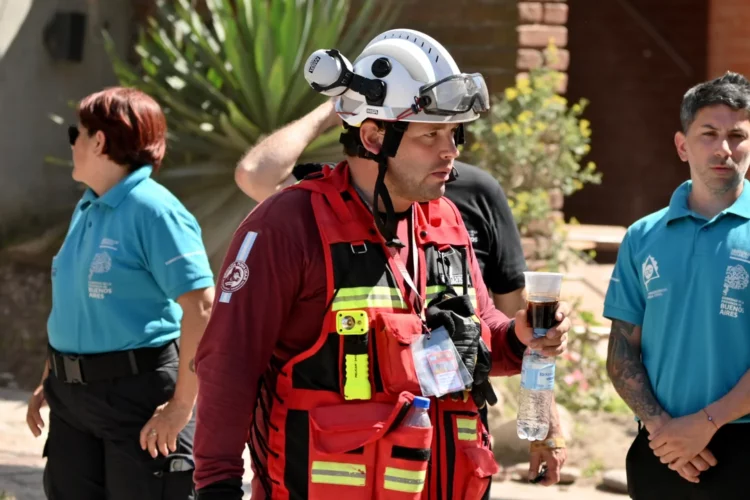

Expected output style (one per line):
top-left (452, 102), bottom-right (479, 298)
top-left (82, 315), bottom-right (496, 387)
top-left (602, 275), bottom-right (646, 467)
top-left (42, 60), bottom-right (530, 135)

top-left (419, 73), bottom-right (490, 116)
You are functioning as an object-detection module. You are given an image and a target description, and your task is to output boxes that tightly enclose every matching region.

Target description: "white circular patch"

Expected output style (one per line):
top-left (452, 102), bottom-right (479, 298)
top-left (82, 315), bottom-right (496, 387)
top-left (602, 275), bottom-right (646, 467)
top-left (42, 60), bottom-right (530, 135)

top-left (221, 261), bottom-right (249, 293)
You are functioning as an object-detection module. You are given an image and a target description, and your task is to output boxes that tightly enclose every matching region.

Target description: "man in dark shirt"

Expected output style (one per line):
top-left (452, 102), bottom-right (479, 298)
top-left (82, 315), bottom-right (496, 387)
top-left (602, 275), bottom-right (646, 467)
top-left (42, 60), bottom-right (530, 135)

top-left (234, 100), bottom-right (568, 487)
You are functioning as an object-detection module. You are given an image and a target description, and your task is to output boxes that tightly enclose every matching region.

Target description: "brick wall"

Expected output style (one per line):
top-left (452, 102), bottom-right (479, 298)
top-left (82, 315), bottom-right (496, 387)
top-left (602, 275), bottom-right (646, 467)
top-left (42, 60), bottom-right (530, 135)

top-left (708, 0), bottom-right (750, 79)
top-left (516, 0), bottom-right (569, 92)
top-left (564, 0), bottom-right (708, 228)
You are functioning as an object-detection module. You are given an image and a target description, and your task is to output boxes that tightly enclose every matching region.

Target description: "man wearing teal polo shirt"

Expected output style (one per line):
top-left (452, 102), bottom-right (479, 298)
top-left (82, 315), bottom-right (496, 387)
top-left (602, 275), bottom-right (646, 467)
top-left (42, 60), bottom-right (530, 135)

top-left (605, 71), bottom-right (750, 500)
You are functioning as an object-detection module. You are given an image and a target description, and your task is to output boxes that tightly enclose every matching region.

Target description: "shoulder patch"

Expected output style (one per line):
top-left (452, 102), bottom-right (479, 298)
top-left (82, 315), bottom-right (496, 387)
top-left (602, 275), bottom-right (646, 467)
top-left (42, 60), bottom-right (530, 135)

top-left (218, 231), bottom-right (257, 303)
top-left (221, 261), bottom-right (250, 293)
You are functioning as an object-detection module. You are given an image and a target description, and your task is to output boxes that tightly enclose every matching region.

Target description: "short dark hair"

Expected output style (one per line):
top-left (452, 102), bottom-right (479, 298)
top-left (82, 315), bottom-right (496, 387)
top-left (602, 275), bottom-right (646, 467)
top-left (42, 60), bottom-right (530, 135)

top-left (78, 87), bottom-right (167, 173)
top-left (680, 72), bottom-right (750, 132)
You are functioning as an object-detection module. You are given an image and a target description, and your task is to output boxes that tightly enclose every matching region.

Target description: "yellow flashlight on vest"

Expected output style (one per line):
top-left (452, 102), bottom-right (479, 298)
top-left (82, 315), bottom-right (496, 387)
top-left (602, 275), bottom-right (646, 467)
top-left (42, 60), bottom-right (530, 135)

top-left (336, 311), bottom-right (371, 400)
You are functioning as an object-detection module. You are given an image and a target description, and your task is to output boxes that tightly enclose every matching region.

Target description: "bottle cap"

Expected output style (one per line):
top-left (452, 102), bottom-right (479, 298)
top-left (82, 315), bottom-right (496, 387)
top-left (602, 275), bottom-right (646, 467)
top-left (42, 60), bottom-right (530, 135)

top-left (412, 396), bottom-right (430, 410)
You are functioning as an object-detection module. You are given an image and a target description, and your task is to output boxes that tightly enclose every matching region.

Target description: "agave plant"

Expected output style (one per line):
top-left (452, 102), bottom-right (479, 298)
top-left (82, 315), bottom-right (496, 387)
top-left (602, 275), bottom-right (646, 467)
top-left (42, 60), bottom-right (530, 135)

top-left (103, 0), bottom-right (399, 265)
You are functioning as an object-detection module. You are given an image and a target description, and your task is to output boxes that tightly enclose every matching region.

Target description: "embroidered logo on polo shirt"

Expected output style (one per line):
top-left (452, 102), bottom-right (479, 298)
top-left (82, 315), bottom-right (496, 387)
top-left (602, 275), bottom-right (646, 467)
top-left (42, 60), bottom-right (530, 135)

top-left (88, 252), bottom-right (113, 299)
top-left (642, 255), bottom-right (660, 289)
top-left (720, 264), bottom-right (749, 318)
top-left (642, 255), bottom-right (668, 299)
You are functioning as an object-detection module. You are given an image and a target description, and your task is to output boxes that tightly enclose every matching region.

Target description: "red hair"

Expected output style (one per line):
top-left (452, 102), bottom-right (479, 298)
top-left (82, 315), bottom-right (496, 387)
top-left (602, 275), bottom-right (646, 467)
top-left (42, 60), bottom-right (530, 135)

top-left (78, 87), bottom-right (167, 172)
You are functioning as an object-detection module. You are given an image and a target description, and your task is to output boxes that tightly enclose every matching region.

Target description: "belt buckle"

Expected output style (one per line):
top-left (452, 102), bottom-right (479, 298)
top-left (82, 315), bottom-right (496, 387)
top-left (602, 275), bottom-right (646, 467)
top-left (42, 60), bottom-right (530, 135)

top-left (62, 355), bottom-right (85, 384)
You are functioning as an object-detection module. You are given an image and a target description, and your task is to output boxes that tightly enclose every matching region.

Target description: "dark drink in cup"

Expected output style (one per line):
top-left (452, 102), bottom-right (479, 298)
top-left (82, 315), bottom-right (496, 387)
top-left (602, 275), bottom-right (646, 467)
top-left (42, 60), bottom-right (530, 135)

top-left (527, 299), bottom-right (559, 334)
top-left (523, 271), bottom-right (563, 339)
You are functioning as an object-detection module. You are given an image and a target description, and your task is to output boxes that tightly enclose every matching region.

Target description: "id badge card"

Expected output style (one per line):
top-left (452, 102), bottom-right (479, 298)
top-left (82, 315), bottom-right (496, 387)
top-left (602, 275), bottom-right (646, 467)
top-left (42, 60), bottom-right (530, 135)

top-left (411, 326), bottom-right (473, 398)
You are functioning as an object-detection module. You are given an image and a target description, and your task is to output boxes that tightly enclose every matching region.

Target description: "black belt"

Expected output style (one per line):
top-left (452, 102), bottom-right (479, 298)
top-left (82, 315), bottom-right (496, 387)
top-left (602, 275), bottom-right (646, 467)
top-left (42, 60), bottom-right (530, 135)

top-left (48, 341), bottom-right (178, 384)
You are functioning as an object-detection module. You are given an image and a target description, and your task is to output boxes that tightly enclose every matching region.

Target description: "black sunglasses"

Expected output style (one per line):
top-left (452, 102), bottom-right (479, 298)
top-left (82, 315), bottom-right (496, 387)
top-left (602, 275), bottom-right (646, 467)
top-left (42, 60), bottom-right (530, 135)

top-left (68, 125), bottom-right (80, 146)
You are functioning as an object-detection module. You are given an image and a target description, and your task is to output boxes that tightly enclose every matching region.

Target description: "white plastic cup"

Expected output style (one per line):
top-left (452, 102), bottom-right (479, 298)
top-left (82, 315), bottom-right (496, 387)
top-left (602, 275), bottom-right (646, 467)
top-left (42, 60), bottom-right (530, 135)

top-left (523, 271), bottom-right (564, 303)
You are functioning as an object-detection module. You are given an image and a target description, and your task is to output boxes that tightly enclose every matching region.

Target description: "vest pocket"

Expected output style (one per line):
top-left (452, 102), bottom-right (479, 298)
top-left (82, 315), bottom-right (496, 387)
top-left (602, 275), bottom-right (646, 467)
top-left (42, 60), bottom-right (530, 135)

top-left (374, 313), bottom-right (423, 395)
top-left (307, 396), bottom-right (409, 499)
top-left (446, 413), bottom-right (498, 500)
top-left (375, 424), bottom-right (432, 499)
top-left (307, 405), bottom-right (380, 499)
top-left (306, 394), bottom-right (427, 500)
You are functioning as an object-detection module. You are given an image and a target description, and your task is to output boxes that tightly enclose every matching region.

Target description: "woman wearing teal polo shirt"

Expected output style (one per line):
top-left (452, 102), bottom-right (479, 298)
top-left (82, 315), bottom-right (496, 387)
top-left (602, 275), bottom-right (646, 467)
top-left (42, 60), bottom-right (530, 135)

top-left (24, 87), bottom-right (215, 500)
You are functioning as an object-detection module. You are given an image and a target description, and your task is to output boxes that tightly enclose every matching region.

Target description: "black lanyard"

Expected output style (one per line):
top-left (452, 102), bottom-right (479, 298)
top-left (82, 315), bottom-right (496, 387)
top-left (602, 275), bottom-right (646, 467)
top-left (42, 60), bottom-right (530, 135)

top-left (385, 209), bottom-right (423, 316)
top-left (353, 185), bottom-right (424, 316)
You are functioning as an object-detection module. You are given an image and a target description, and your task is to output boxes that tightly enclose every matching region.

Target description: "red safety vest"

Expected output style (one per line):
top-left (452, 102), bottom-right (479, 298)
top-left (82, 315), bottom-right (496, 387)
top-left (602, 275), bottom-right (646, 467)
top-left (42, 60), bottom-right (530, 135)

top-left (253, 163), bottom-right (499, 500)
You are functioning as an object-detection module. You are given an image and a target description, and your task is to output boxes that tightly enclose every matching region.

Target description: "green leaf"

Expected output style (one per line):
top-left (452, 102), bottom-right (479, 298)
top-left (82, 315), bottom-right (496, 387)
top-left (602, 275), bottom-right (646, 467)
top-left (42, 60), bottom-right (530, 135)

top-left (222, 2), bottom-right (268, 126)
top-left (218, 112), bottom-right (253, 152)
top-left (227, 101), bottom-right (261, 143)
top-left (265, 57), bottom-right (286, 127)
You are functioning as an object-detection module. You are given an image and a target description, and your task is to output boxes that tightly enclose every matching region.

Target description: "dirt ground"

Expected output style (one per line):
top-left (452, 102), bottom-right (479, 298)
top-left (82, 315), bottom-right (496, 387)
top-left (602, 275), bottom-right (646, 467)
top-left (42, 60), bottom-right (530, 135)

top-left (565, 410), bottom-right (636, 485)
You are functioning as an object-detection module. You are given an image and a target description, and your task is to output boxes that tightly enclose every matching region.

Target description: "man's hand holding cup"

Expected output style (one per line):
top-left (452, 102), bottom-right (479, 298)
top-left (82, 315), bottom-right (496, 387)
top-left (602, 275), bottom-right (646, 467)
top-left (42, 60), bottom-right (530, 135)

top-left (514, 272), bottom-right (571, 357)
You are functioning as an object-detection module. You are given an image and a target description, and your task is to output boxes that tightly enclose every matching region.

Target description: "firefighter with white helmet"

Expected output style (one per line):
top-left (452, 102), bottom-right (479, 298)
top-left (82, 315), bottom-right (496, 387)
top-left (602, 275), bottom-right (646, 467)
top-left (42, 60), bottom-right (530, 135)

top-left (193, 29), bottom-right (571, 500)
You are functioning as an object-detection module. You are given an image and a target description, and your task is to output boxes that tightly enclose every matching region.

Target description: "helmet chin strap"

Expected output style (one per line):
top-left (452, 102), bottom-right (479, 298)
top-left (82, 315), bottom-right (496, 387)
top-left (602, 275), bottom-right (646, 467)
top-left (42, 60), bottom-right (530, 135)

top-left (371, 120), bottom-right (409, 247)
top-left (372, 160), bottom-right (402, 247)
top-left (446, 124), bottom-right (464, 183)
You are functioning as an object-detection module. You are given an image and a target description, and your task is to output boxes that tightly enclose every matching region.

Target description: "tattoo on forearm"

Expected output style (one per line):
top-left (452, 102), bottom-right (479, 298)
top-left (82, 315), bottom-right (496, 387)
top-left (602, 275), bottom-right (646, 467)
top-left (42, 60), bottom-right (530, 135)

top-left (189, 359), bottom-right (196, 373)
top-left (606, 320), bottom-right (664, 420)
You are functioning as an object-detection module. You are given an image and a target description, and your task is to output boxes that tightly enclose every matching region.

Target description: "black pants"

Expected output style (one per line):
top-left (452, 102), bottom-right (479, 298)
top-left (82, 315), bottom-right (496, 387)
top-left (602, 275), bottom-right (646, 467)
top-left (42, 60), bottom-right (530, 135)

top-left (626, 423), bottom-right (750, 500)
top-left (42, 347), bottom-right (195, 500)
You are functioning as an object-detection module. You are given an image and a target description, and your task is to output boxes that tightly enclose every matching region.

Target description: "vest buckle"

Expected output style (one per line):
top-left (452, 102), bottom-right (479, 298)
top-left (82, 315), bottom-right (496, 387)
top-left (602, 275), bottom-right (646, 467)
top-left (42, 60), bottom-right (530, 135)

top-left (350, 242), bottom-right (368, 254)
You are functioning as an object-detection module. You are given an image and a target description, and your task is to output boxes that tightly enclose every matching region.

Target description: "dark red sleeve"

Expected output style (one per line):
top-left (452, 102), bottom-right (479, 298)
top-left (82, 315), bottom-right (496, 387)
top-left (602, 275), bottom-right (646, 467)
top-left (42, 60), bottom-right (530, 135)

top-left (470, 244), bottom-right (523, 376)
top-left (193, 215), bottom-right (306, 490)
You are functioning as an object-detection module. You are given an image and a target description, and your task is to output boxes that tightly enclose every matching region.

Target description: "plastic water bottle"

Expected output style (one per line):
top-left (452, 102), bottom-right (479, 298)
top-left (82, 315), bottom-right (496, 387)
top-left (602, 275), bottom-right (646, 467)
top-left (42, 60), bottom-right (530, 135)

top-left (403, 396), bottom-right (431, 428)
top-left (517, 272), bottom-right (562, 441)
top-left (516, 346), bottom-right (555, 441)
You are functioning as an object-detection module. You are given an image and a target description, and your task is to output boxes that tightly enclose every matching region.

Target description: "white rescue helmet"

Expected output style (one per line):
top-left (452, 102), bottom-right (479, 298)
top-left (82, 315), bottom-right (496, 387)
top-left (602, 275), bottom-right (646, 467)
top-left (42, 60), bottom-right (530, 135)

top-left (304, 29), bottom-right (490, 127)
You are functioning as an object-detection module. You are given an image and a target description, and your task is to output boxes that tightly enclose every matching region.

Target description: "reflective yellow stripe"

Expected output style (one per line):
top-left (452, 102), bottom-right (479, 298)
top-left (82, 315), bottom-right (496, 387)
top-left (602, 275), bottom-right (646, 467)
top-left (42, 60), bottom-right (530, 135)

top-left (337, 286), bottom-right (402, 298)
top-left (311, 461), bottom-right (366, 486)
top-left (425, 285), bottom-right (477, 309)
top-left (333, 286), bottom-right (407, 311)
top-left (456, 417), bottom-right (477, 441)
top-left (383, 467), bottom-right (426, 493)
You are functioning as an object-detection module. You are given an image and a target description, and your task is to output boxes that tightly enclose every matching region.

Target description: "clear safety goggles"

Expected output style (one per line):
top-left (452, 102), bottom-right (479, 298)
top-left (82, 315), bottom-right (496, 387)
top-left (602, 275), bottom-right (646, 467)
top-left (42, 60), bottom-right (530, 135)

top-left (418, 73), bottom-right (490, 116)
